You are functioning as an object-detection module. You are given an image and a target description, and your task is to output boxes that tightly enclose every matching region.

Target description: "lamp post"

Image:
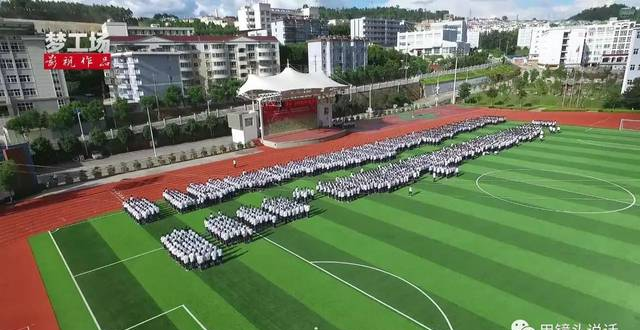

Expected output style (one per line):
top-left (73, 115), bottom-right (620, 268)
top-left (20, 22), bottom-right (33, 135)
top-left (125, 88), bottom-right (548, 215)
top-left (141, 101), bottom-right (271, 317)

top-left (75, 108), bottom-right (89, 156)
top-left (451, 47), bottom-right (459, 104)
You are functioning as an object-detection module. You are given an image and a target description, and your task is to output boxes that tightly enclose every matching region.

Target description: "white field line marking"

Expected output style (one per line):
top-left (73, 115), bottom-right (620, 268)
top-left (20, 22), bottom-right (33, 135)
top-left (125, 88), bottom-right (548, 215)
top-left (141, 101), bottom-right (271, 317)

top-left (49, 231), bottom-right (103, 330)
top-left (577, 139), bottom-right (640, 151)
top-left (475, 169), bottom-right (637, 214)
top-left (584, 118), bottom-right (612, 131)
top-left (74, 248), bottom-right (164, 277)
top-left (0, 324), bottom-right (35, 330)
top-left (262, 236), bottom-right (442, 330)
top-left (312, 260), bottom-right (454, 330)
top-left (122, 305), bottom-right (208, 330)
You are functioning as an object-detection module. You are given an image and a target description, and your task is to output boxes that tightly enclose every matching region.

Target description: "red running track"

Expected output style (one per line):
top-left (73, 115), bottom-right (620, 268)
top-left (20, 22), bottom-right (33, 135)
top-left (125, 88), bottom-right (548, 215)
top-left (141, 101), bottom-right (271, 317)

top-left (1, 106), bottom-right (639, 330)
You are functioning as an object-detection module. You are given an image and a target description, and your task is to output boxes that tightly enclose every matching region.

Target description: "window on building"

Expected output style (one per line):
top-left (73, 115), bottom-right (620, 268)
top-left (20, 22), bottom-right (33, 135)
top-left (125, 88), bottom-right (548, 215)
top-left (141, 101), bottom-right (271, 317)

top-left (634, 49), bottom-right (639, 55)
top-left (10, 41), bottom-right (25, 52)
top-left (631, 64), bottom-right (636, 71)
top-left (16, 102), bottom-right (33, 111)
top-left (0, 59), bottom-right (14, 69)
top-left (8, 89), bottom-right (21, 96)
top-left (23, 88), bottom-right (36, 96)
top-left (14, 59), bottom-right (30, 69)
top-left (244, 117), bottom-right (253, 127)
top-left (6, 75), bottom-right (17, 83)
top-left (0, 42), bottom-right (9, 53)
top-left (628, 79), bottom-right (634, 85)
top-left (19, 75), bottom-right (31, 82)
top-left (57, 99), bottom-right (65, 107)
top-left (0, 90), bottom-right (4, 97)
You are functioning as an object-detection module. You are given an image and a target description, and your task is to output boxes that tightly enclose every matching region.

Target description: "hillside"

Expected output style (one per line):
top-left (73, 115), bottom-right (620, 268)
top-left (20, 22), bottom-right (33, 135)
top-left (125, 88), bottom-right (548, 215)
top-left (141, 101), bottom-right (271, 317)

top-left (569, 3), bottom-right (639, 21)
top-left (319, 7), bottom-right (450, 21)
top-left (0, 0), bottom-right (135, 23)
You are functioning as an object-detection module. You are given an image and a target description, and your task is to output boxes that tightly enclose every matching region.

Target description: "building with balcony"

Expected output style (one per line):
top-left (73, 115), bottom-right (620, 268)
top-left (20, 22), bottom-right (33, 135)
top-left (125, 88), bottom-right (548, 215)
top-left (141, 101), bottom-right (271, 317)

top-left (537, 28), bottom-right (587, 67)
top-left (307, 36), bottom-right (367, 76)
top-left (106, 35), bottom-right (280, 103)
top-left (396, 28), bottom-right (470, 57)
top-left (237, 3), bottom-right (319, 31)
top-left (350, 17), bottom-right (413, 47)
top-left (0, 19), bottom-right (69, 117)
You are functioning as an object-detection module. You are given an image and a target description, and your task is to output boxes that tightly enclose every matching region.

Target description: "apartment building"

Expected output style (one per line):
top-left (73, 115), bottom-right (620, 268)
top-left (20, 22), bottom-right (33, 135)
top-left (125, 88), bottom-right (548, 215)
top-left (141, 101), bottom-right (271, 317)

top-left (537, 28), bottom-right (587, 67)
top-left (307, 37), bottom-right (367, 76)
top-left (106, 35), bottom-right (279, 103)
top-left (0, 19), bottom-right (69, 116)
top-left (102, 21), bottom-right (195, 37)
top-left (519, 18), bottom-right (636, 68)
top-left (416, 20), bottom-right (467, 43)
top-left (237, 3), bottom-right (319, 31)
top-left (621, 29), bottom-right (640, 93)
top-left (271, 18), bottom-right (328, 44)
top-left (350, 17), bottom-right (413, 47)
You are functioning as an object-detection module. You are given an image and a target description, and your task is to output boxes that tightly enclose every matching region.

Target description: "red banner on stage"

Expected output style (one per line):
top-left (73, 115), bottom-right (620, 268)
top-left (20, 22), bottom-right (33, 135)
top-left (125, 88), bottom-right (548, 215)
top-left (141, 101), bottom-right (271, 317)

top-left (44, 53), bottom-right (111, 70)
top-left (262, 97), bottom-right (317, 124)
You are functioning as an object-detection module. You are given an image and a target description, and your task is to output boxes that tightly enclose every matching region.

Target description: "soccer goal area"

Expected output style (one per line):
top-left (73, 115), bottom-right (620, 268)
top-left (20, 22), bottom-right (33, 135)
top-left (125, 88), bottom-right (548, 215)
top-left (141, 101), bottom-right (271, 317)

top-left (619, 119), bottom-right (640, 131)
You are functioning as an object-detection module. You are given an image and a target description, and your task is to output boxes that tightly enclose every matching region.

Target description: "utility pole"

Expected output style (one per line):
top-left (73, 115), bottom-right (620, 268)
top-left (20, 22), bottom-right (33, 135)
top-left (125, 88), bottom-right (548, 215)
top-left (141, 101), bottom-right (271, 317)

top-left (435, 70), bottom-right (440, 107)
top-left (153, 73), bottom-right (160, 121)
top-left (451, 48), bottom-right (459, 104)
top-left (76, 109), bottom-right (88, 156)
top-left (146, 106), bottom-right (157, 157)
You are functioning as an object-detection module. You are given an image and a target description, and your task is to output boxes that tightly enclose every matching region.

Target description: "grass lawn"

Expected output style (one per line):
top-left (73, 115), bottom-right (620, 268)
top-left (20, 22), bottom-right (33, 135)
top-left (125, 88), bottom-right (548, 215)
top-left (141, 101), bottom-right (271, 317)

top-left (30, 123), bottom-right (640, 330)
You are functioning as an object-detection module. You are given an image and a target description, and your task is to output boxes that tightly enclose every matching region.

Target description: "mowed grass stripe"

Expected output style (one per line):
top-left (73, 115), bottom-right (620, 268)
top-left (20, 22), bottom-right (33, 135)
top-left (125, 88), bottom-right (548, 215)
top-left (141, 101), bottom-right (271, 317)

top-left (310, 197), bottom-right (640, 327)
top-left (29, 234), bottom-right (99, 330)
top-left (276, 210), bottom-right (571, 328)
top-left (51, 223), bottom-right (181, 330)
top-left (90, 213), bottom-right (259, 330)
top-left (419, 169), bottom-right (640, 264)
top-left (550, 138), bottom-right (640, 158)
top-left (138, 209), bottom-right (343, 330)
top-left (559, 130), bottom-right (640, 145)
top-left (357, 192), bottom-right (640, 311)
top-left (525, 142), bottom-right (640, 167)
top-left (267, 224), bottom-right (504, 330)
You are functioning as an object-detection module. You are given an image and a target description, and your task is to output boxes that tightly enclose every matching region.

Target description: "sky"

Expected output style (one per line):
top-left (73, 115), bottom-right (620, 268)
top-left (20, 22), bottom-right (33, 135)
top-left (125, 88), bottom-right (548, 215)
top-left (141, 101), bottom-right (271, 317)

top-left (69, 0), bottom-right (638, 20)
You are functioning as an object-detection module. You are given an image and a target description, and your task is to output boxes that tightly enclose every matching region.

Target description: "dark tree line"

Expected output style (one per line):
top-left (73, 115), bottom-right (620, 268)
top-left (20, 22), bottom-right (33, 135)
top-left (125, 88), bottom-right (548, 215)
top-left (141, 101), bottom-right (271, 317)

top-left (319, 6), bottom-right (450, 21)
top-left (0, 0), bottom-right (135, 23)
top-left (145, 19), bottom-right (239, 36)
top-left (569, 4), bottom-right (639, 21)
top-left (479, 30), bottom-right (519, 55)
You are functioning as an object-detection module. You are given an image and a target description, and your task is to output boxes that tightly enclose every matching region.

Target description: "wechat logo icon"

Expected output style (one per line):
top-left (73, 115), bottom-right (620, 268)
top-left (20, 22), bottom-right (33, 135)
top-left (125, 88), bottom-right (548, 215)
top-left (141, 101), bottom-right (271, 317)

top-left (511, 320), bottom-right (535, 330)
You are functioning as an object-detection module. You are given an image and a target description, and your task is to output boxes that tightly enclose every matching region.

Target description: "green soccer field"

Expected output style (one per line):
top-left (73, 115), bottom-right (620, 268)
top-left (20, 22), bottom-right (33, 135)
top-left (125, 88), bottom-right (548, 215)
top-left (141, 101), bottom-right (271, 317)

top-left (29, 122), bottom-right (640, 330)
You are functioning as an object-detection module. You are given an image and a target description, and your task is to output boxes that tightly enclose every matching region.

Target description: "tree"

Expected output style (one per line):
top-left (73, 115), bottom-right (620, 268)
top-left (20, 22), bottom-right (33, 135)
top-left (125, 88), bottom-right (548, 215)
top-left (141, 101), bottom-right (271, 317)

top-left (209, 79), bottom-right (242, 103)
top-left (116, 127), bottom-right (133, 151)
top-left (49, 104), bottom-right (76, 132)
top-left (89, 128), bottom-right (107, 150)
top-left (0, 160), bottom-right (18, 198)
top-left (113, 98), bottom-right (130, 127)
top-left (30, 137), bottom-right (56, 165)
top-left (204, 115), bottom-right (218, 137)
top-left (621, 78), bottom-right (640, 109)
top-left (328, 24), bottom-right (349, 36)
top-left (81, 100), bottom-right (104, 125)
top-left (458, 82), bottom-right (471, 101)
top-left (522, 71), bottom-right (529, 85)
top-left (140, 95), bottom-right (156, 111)
top-left (181, 119), bottom-right (199, 138)
top-left (529, 69), bottom-right (539, 83)
top-left (516, 85), bottom-right (528, 108)
top-left (186, 86), bottom-right (205, 105)
top-left (57, 134), bottom-right (81, 157)
top-left (142, 125), bottom-right (157, 141)
top-left (163, 123), bottom-right (180, 144)
top-left (163, 85), bottom-right (183, 107)
top-left (486, 87), bottom-right (499, 106)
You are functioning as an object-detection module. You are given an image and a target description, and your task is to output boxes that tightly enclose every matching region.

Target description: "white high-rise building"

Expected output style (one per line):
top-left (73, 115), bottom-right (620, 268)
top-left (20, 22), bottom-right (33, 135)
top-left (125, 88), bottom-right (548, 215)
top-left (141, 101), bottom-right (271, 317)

top-left (537, 28), bottom-right (587, 67)
top-left (102, 21), bottom-right (194, 37)
top-left (520, 18), bottom-right (637, 68)
top-left (621, 29), bottom-right (640, 94)
top-left (350, 17), bottom-right (413, 47)
top-left (416, 20), bottom-right (467, 43)
top-left (307, 37), bottom-right (367, 76)
top-left (0, 19), bottom-right (69, 117)
top-left (237, 3), bottom-right (319, 31)
top-left (467, 30), bottom-right (480, 48)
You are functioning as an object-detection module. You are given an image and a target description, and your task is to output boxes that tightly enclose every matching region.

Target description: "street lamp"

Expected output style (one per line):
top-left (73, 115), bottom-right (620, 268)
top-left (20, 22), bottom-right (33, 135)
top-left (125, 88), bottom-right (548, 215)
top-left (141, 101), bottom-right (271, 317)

top-left (146, 106), bottom-right (157, 158)
top-left (75, 108), bottom-right (89, 156)
top-left (451, 46), bottom-right (460, 104)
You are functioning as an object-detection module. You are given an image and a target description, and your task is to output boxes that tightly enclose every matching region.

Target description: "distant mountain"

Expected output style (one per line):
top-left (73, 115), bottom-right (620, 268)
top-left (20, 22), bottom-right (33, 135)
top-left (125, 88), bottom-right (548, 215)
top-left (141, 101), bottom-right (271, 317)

top-left (319, 7), bottom-right (450, 22)
top-left (569, 3), bottom-right (638, 21)
top-left (0, 0), bottom-right (135, 24)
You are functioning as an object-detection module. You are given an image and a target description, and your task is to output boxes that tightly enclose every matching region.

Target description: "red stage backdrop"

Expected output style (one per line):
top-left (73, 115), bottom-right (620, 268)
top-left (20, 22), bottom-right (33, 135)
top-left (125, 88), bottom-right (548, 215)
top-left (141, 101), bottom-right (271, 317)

top-left (262, 97), bottom-right (318, 135)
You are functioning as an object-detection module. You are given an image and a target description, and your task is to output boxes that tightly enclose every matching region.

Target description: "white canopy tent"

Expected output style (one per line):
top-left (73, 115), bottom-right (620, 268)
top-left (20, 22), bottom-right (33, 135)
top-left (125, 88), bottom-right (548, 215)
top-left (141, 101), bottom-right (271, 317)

top-left (236, 66), bottom-right (347, 139)
top-left (237, 66), bottom-right (347, 99)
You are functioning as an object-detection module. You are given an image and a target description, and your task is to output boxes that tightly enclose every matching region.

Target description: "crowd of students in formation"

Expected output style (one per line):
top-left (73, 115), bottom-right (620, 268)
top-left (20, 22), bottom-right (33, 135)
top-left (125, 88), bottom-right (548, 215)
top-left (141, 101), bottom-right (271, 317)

top-left (531, 120), bottom-right (561, 133)
top-left (163, 189), bottom-right (198, 213)
top-left (292, 187), bottom-right (315, 203)
top-left (236, 205), bottom-right (278, 230)
top-left (158, 116), bottom-right (505, 210)
top-left (160, 229), bottom-right (223, 270)
top-left (261, 196), bottom-right (311, 222)
top-left (122, 197), bottom-right (160, 224)
top-left (317, 123), bottom-right (549, 202)
top-left (205, 212), bottom-right (254, 246)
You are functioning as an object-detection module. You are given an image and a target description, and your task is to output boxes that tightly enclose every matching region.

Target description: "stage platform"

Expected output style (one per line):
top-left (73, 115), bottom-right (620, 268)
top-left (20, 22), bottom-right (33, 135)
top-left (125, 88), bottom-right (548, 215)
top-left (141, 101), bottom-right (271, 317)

top-left (262, 128), bottom-right (348, 149)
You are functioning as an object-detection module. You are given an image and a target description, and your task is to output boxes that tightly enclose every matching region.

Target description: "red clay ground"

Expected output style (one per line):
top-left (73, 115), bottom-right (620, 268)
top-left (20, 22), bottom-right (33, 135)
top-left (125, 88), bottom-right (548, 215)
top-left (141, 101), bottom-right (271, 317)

top-left (1, 106), bottom-right (639, 330)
